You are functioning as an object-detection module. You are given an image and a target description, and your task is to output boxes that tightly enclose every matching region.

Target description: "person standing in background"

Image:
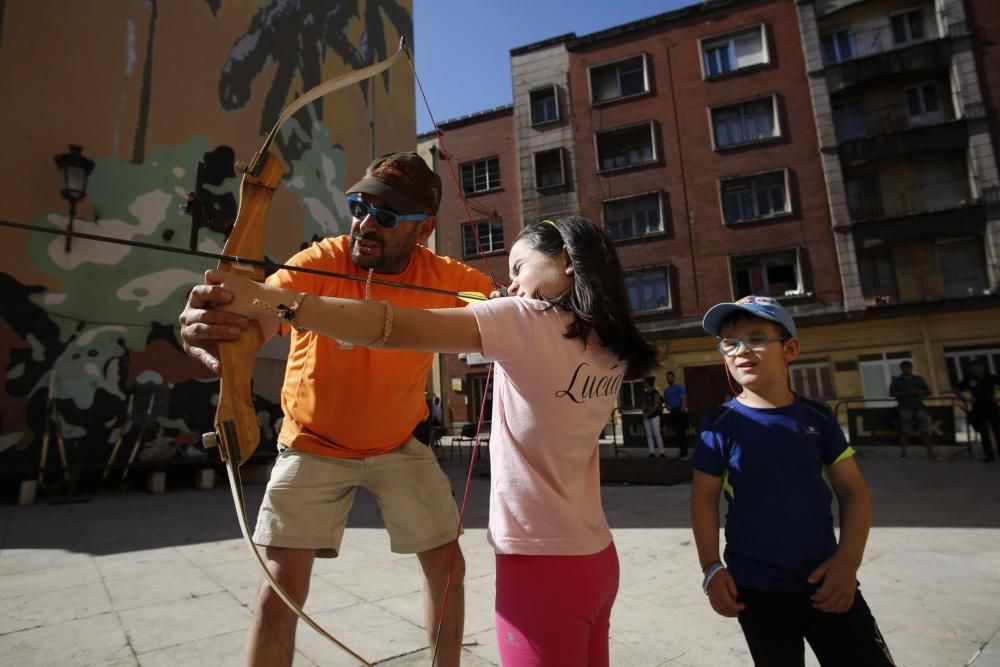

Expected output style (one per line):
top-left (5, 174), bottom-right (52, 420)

top-left (642, 377), bottom-right (666, 458)
top-left (889, 361), bottom-right (941, 461)
top-left (664, 371), bottom-right (690, 460)
top-left (956, 358), bottom-right (1000, 462)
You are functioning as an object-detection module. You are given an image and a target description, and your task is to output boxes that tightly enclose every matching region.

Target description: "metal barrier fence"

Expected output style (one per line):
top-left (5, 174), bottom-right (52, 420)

top-left (603, 397), bottom-right (983, 459)
top-left (833, 396), bottom-right (976, 458)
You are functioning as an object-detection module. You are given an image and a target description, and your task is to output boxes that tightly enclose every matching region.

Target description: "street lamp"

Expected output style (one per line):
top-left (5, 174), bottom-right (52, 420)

top-left (53, 145), bottom-right (95, 252)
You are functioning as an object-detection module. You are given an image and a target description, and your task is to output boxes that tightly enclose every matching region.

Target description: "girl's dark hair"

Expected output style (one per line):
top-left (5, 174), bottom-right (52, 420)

top-left (513, 216), bottom-right (658, 378)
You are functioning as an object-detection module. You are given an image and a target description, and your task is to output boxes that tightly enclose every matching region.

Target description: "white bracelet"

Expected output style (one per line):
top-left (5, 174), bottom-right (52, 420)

top-left (702, 563), bottom-right (726, 594)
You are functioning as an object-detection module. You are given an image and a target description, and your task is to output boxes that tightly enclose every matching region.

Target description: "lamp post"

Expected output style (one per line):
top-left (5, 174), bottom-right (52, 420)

top-left (53, 145), bottom-right (95, 252)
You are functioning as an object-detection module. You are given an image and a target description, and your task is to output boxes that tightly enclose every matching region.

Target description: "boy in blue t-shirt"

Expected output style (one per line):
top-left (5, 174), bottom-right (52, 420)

top-left (690, 295), bottom-right (895, 667)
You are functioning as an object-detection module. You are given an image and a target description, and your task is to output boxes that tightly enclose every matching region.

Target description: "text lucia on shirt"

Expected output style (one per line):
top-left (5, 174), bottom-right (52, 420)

top-left (555, 362), bottom-right (625, 404)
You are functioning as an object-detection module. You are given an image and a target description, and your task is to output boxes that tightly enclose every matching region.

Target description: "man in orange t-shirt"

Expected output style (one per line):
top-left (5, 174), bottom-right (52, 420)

top-left (179, 152), bottom-right (493, 667)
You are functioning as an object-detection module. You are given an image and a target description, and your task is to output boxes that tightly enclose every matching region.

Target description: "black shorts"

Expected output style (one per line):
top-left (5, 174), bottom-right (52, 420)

top-left (737, 586), bottom-right (896, 667)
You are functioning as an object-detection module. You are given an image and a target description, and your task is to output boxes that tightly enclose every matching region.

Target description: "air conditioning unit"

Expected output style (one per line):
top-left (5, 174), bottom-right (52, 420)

top-left (457, 354), bottom-right (467, 361)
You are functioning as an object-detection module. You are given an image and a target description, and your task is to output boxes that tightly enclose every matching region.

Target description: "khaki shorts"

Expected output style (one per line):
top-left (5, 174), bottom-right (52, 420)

top-left (253, 437), bottom-right (460, 557)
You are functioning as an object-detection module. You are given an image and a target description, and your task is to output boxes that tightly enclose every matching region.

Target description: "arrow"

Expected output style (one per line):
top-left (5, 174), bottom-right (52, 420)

top-left (0, 218), bottom-right (490, 303)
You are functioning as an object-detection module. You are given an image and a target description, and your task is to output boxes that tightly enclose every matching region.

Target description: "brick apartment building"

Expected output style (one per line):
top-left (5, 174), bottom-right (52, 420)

top-left (420, 0), bottom-right (1000, 435)
top-left (793, 0), bottom-right (1000, 403)
top-left (419, 106), bottom-right (521, 424)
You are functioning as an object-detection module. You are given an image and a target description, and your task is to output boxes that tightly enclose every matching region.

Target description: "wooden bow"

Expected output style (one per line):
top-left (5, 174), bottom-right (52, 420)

top-left (202, 39), bottom-right (408, 667)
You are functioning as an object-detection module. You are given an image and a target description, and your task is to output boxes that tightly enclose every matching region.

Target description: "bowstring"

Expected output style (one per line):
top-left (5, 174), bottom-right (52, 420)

top-left (404, 45), bottom-right (499, 667)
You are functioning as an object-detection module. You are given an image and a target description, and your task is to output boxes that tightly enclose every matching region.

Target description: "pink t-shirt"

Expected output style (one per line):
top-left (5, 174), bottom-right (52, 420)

top-left (471, 297), bottom-right (624, 556)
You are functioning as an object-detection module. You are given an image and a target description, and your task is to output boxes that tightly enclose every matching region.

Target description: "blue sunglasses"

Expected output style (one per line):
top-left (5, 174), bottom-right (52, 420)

top-left (347, 195), bottom-right (428, 229)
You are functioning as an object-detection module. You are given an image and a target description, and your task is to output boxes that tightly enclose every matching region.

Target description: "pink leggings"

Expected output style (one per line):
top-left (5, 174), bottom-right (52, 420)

top-left (494, 542), bottom-right (619, 666)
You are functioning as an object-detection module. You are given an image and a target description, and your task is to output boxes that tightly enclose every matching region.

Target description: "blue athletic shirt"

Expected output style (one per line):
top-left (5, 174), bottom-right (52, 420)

top-left (663, 383), bottom-right (686, 410)
top-left (691, 396), bottom-right (855, 592)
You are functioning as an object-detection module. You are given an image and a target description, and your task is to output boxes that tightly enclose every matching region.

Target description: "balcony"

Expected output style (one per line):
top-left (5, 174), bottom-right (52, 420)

top-left (847, 178), bottom-right (990, 246)
top-left (821, 20), bottom-right (953, 93)
top-left (859, 236), bottom-right (991, 306)
top-left (848, 176), bottom-right (981, 221)
top-left (838, 116), bottom-right (967, 166)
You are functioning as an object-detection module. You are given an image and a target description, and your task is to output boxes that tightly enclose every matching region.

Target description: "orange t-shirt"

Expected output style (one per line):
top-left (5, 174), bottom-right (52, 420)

top-left (266, 236), bottom-right (495, 458)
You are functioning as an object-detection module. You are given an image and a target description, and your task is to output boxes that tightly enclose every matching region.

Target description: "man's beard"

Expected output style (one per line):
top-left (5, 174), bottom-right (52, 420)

top-left (350, 231), bottom-right (409, 273)
top-left (350, 232), bottom-right (382, 269)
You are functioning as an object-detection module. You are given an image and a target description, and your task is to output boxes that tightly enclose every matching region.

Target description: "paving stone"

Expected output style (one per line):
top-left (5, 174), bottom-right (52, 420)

top-left (0, 611), bottom-right (135, 666)
top-left (0, 581), bottom-right (112, 635)
top-left (0, 559), bottom-right (102, 600)
top-left (117, 591), bottom-right (251, 654)
top-left (105, 567), bottom-right (224, 612)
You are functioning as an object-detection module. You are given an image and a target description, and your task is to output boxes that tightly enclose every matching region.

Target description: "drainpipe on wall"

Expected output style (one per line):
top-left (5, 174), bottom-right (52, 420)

top-left (919, 316), bottom-right (939, 395)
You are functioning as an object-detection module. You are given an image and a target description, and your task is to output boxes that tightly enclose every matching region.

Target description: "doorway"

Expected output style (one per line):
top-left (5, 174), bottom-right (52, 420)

top-left (683, 363), bottom-right (736, 416)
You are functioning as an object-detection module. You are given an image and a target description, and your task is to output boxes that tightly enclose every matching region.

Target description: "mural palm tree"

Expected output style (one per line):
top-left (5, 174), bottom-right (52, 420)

top-left (217, 0), bottom-right (413, 162)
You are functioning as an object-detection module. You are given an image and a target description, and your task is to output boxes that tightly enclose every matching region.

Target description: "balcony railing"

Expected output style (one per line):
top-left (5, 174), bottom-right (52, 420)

top-left (847, 177), bottom-right (978, 222)
top-left (820, 13), bottom-right (951, 66)
top-left (833, 99), bottom-right (958, 142)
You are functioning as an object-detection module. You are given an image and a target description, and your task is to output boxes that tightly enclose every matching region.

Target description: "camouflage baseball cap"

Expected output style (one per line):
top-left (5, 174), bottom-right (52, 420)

top-left (346, 152), bottom-right (442, 215)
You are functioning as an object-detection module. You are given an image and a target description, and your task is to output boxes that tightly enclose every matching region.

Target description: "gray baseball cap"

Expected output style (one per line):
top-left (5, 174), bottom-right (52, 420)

top-left (702, 295), bottom-right (797, 337)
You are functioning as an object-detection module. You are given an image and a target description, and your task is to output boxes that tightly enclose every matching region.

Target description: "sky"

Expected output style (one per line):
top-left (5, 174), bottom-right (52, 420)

top-left (412, 0), bottom-right (694, 134)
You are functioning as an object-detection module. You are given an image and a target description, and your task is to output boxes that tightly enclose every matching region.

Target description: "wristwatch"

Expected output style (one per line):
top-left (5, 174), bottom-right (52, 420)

top-left (276, 292), bottom-right (308, 334)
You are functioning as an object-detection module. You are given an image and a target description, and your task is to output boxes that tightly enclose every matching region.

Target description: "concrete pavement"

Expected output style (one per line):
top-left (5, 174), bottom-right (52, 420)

top-left (1, 446), bottom-right (999, 666)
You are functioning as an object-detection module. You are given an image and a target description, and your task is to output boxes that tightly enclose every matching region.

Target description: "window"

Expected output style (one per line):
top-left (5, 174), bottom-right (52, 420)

top-left (589, 54), bottom-right (649, 104)
top-left (625, 267), bottom-right (671, 312)
top-left (822, 29), bottom-right (856, 64)
top-left (891, 8), bottom-right (926, 45)
top-left (720, 170), bottom-right (789, 224)
top-left (790, 360), bottom-right (835, 399)
top-left (711, 97), bottom-right (779, 148)
top-left (459, 157), bottom-right (501, 195)
top-left (859, 248), bottom-right (898, 302)
top-left (534, 149), bottom-right (565, 189)
top-left (937, 238), bottom-right (987, 298)
top-left (847, 174), bottom-right (883, 221)
top-left (603, 192), bottom-right (663, 241)
top-left (595, 122), bottom-right (657, 172)
top-left (904, 83), bottom-right (943, 126)
top-left (701, 25), bottom-right (769, 79)
top-left (731, 249), bottom-right (802, 298)
top-left (461, 219), bottom-right (504, 257)
top-left (530, 87), bottom-right (559, 125)
top-left (468, 373), bottom-right (493, 425)
top-left (833, 100), bottom-right (867, 141)
top-left (618, 379), bottom-right (645, 411)
top-left (945, 347), bottom-right (1000, 386)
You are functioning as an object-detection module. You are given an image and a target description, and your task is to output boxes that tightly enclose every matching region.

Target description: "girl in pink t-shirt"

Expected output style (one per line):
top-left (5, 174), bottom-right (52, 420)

top-left (211, 216), bottom-right (658, 666)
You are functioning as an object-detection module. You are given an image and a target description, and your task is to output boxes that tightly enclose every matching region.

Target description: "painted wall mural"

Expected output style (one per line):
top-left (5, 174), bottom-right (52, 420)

top-left (0, 0), bottom-right (414, 489)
